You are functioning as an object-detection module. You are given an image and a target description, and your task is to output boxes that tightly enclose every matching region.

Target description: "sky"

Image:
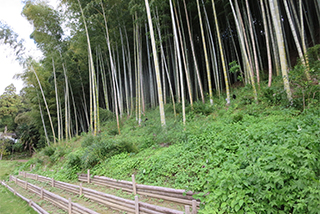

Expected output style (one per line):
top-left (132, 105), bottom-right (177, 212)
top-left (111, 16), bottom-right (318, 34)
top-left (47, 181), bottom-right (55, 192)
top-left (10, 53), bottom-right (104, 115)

top-left (0, 0), bottom-right (59, 95)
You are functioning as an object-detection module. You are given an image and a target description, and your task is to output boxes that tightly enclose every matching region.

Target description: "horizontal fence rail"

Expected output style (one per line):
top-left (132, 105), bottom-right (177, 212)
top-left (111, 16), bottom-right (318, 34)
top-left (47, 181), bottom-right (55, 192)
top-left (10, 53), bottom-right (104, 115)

top-left (11, 175), bottom-right (100, 214)
top-left (1, 180), bottom-right (50, 214)
top-left (19, 172), bottom-right (193, 214)
top-left (78, 170), bottom-right (200, 209)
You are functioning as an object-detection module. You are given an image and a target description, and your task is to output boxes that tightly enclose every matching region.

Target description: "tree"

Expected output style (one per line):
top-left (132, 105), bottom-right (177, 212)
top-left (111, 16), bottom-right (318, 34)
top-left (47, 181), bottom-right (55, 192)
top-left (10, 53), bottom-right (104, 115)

top-left (0, 84), bottom-right (22, 132)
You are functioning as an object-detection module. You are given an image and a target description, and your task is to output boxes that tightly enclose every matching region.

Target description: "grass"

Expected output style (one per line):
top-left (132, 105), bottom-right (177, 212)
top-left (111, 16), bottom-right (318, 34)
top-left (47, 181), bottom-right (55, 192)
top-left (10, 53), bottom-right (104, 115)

top-left (0, 160), bottom-right (37, 214)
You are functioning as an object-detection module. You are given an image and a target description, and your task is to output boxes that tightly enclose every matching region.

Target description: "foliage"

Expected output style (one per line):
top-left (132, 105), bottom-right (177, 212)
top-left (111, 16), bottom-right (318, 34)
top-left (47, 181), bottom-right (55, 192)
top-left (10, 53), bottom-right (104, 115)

top-left (289, 45), bottom-right (320, 111)
top-left (229, 61), bottom-right (242, 81)
top-left (0, 139), bottom-right (11, 159)
top-left (81, 137), bottom-right (138, 169)
top-left (0, 84), bottom-right (22, 132)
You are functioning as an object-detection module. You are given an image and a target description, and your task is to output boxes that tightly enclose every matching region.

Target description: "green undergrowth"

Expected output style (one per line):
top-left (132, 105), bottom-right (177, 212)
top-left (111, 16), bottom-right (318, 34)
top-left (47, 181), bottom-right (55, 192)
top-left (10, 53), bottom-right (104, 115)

top-left (0, 161), bottom-right (37, 214)
top-left (12, 72), bottom-right (320, 213)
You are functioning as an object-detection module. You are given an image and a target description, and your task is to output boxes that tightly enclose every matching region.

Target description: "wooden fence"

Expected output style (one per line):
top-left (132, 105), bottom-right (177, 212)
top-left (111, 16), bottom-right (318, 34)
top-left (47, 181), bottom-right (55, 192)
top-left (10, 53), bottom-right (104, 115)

top-left (19, 172), bottom-right (195, 214)
top-left (10, 175), bottom-right (100, 214)
top-left (1, 180), bottom-right (50, 214)
top-left (79, 170), bottom-right (200, 210)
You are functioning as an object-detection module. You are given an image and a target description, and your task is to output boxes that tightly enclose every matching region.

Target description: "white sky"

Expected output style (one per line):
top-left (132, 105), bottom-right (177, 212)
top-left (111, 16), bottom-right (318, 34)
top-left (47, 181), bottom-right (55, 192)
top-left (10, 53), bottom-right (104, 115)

top-left (0, 0), bottom-right (59, 95)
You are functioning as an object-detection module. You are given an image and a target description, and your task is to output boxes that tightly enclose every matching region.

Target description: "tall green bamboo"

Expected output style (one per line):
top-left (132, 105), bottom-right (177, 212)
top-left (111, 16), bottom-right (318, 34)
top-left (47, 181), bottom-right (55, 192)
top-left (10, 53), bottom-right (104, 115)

top-left (77, 0), bottom-right (98, 136)
top-left (196, 0), bottom-right (213, 105)
top-left (31, 66), bottom-right (56, 144)
top-left (269, 0), bottom-right (293, 101)
top-left (211, 0), bottom-right (230, 104)
top-left (182, 0), bottom-right (205, 103)
top-left (145, 0), bottom-right (166, 126)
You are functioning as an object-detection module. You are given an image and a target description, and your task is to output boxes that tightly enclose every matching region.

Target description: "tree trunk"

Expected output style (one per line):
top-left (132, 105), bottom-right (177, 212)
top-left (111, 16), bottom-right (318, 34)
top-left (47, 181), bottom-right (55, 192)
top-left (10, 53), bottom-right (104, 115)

top-left (269, 0), bottom-right (293, 101)
top-left (145, 0), bottom-right (166, 126)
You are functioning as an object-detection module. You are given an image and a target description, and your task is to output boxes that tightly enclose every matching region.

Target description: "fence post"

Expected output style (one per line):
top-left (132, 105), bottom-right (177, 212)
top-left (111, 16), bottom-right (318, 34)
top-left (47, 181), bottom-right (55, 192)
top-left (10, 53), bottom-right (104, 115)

top-left (36, 174), bottom-right (38, 181)
top-left (52, 178), bottom-right (55, 187)
top-left (30, 165), bottom-right (32, 171)
top-left (135, 195), bottom-right (139, 214)
top-left (79, 183), bottom-right (83, 196)
top-left (15, 176), bottom-right (17, 184)
top-left (29, 200), bottom-right (32, 206)
top-left (25, 181), bottom-right (27, 190)
top-left (68, 198), bottom-right (72, 214)
top-left (192, 200), bottom-right (197, 214)
top-left (185, 205), bottom-right (190, 214)
top-left (24, 172), bottom-right (26, 178)
top-left (87, 169), bottom-right (90, 184)
top-left (41, 187), bottom-right (43, 199)
top-left (132, 174), bottom-right (137, 195)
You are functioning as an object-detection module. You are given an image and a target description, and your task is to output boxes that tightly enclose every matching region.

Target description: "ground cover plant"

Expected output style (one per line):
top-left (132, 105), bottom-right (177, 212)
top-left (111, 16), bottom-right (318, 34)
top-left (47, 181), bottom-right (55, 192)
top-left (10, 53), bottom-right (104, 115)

top-left (11, 69), bottom-right (320, 213)
top-left (0, 161), bottom-right (37, 214)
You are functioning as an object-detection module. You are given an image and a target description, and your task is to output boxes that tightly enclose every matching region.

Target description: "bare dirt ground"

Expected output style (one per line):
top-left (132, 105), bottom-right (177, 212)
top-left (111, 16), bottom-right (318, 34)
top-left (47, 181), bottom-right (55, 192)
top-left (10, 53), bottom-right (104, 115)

top-left (16, 160), bottom-right (29, 162)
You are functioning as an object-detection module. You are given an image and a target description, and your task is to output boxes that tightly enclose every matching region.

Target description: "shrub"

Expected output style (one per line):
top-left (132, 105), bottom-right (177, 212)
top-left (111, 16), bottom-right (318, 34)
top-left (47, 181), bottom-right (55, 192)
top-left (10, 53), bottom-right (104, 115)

top-left (42, 146), bottom-right (55, 157)
top-left (81, 139), bottom-right (138, 169)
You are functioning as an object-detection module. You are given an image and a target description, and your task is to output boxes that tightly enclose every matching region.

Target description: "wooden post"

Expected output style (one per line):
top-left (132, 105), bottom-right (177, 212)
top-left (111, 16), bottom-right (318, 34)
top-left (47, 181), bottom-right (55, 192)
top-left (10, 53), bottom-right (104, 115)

top-left (25, 181), bottom-right (27, 190)
top-left (132, 174), bottom-right (137, 195)
top-left (52, 178), bottom-right (55, 187)
top-left (192, 200), bottom-right (197, 214)
top-left (135, 195), bottom-right (139, 214)
top-left (29, 200), bottom-right (32, 206)
top-left (87, 169), bottom-right (90, 184)
top-left (36, 174), bottom-right (38, 181)
top-left (68, 198), bottom-right (72, 214)
top-left (30, 165), bottom-right (32, 171)
top-left (15, 177), bottom-right (17, 184)
top-left (79, 183), bottom-right (83, 196)
top-left (14, 190), bottom-right (16, 195)
top-left (41, 187), bottom-right (43, 199)
top-left (24, 172), bottom-right (26, 178)
top-left (185, 205), bottom-right (190, 214)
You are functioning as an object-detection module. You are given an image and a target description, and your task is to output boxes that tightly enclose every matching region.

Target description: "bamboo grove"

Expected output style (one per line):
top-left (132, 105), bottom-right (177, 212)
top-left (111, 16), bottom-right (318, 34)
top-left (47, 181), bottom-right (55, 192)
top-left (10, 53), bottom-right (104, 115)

top-left (7, 0), bottom-right (320, 145)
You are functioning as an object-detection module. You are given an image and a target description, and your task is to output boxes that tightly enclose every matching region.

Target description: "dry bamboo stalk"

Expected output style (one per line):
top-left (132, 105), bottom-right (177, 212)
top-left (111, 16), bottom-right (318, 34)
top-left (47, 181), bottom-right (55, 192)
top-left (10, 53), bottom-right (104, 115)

top-left (139, 201), bottom-right (184, 214)
top-left (192, 200), bottom-right (197, 214)
top-left (87, 169), bottom-right (90, 184)
top-left (79, 182), bottom-right (83, 196)
top-left (68, 198), bottom-right (72, 214)
top-left (139, 207), bottom-right (163, 214)
top-left (137, 191), bottom-right (199, 206)
top-left (91, 175), bottom-right (132, 185)
top-left (132, 174), bottom-right (137, 195)
top-left (135, 195), bottom-right (139, 214)
top-left (83, 187), bottom-right (134, 204)
top-left (83, 190), bottom-right (135, 208)
top-left (137, 189), bottom-right (195, 200)
top-left (136, 184), bottom-right (194, 195)
top-left (84, 193), bottom-right (135, 213)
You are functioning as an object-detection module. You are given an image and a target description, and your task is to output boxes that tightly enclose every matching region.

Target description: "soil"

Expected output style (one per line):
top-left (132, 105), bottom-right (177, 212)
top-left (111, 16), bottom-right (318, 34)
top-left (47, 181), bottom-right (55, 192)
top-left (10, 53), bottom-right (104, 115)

top-left (16, 160), bottom-right (29, 163)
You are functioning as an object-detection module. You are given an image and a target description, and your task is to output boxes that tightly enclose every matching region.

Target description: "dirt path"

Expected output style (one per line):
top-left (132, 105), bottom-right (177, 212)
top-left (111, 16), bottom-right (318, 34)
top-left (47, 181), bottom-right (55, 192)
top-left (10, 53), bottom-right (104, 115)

top-left (16, 160), bottom-right (29, 163)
